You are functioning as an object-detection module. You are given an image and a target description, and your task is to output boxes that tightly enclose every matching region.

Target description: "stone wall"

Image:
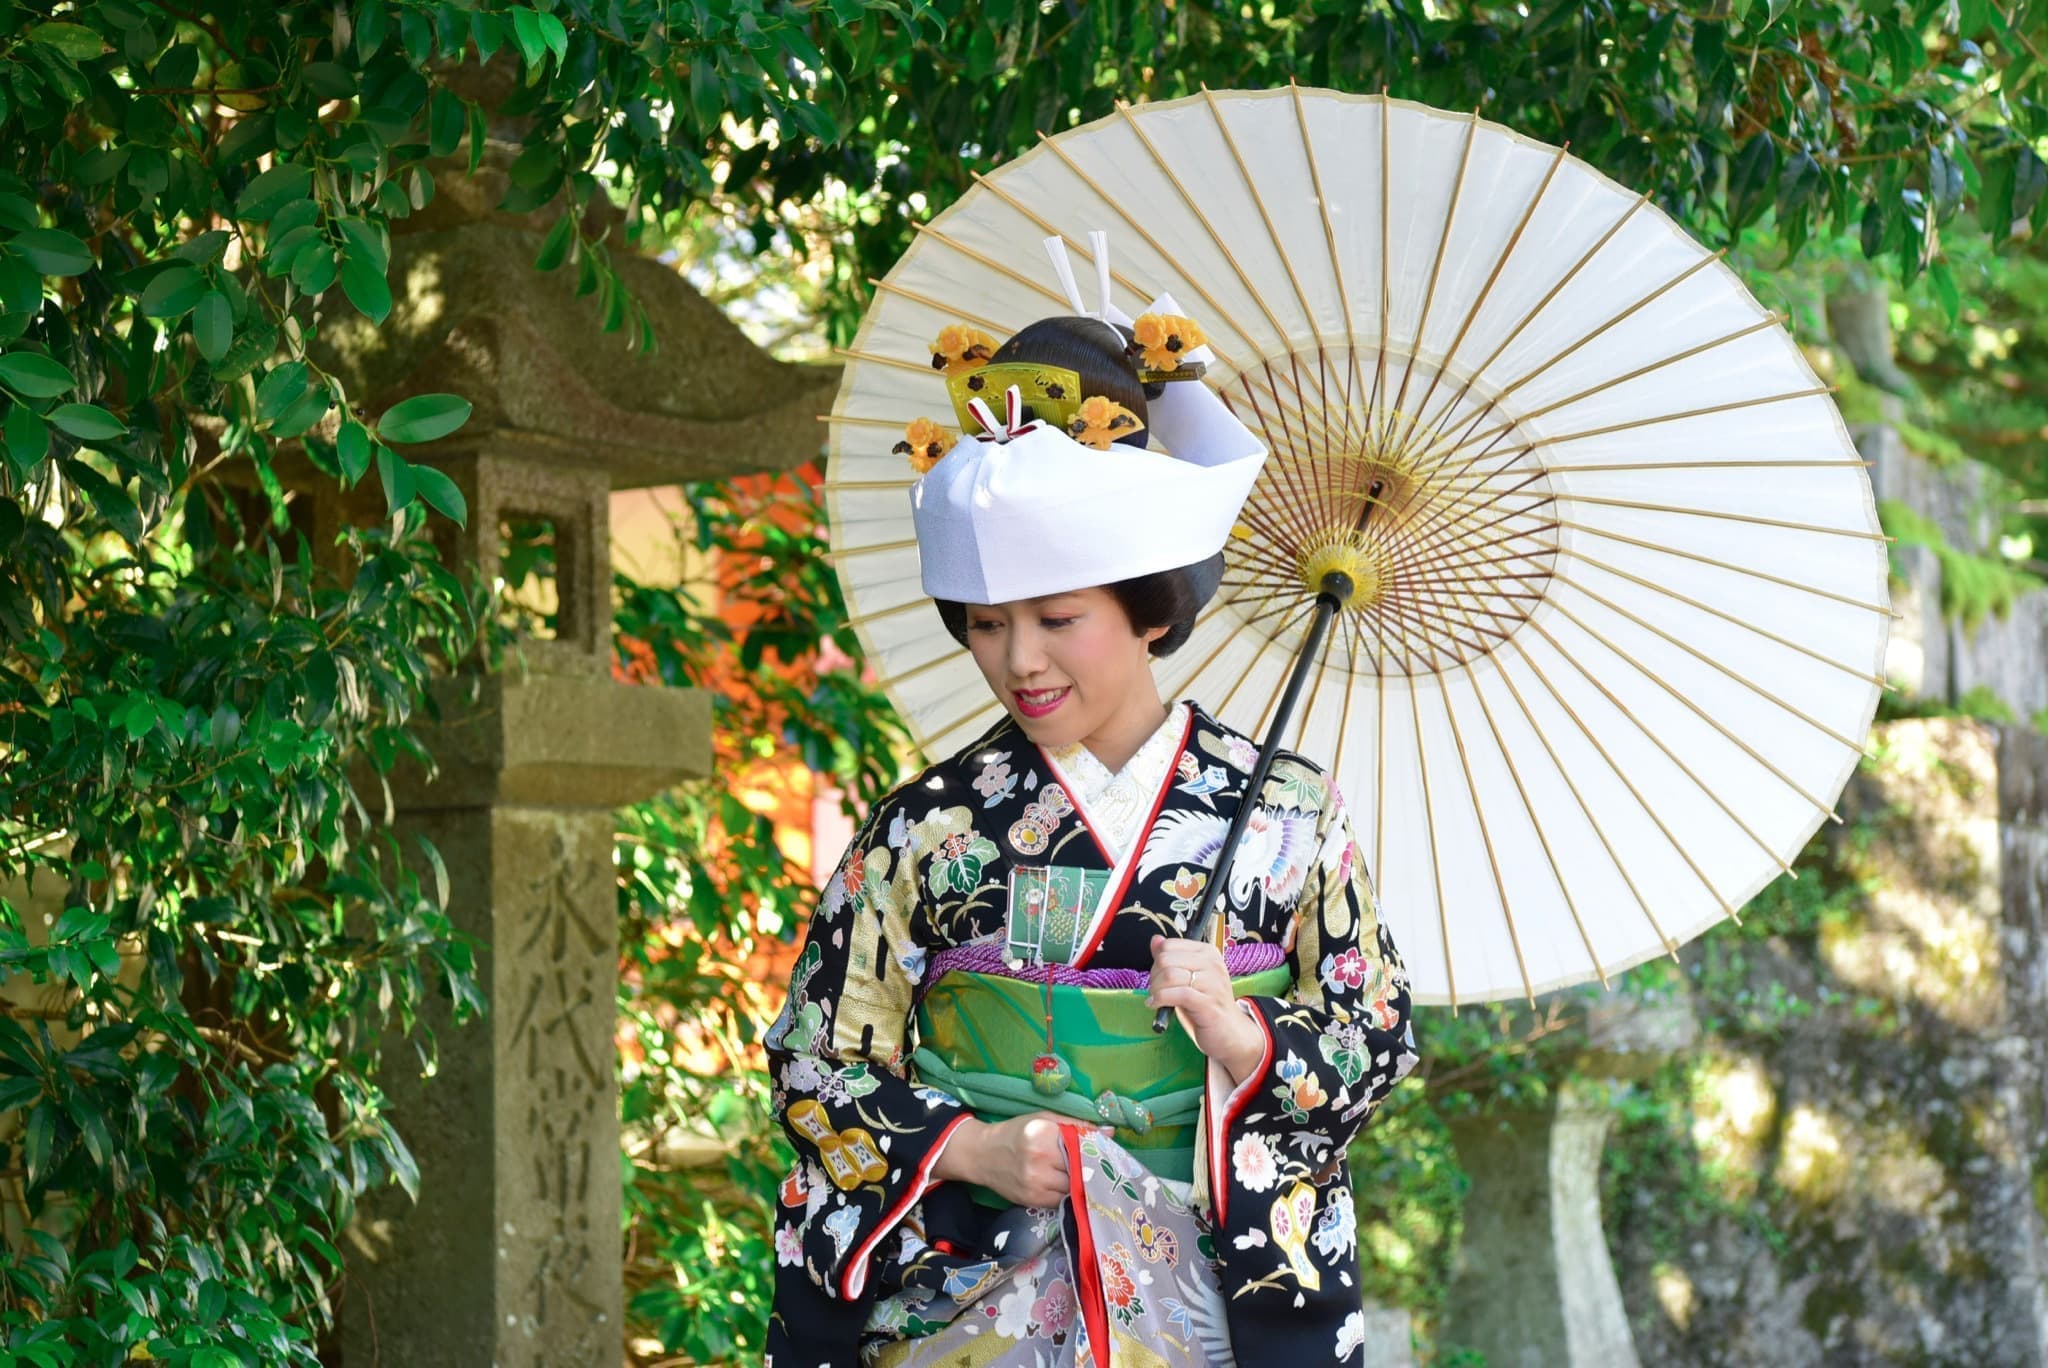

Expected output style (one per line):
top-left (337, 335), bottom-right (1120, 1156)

top-left (1865, 425), bottom-right (2048, 720)
top-left (1603, 719), bottom-right (2048, 1365)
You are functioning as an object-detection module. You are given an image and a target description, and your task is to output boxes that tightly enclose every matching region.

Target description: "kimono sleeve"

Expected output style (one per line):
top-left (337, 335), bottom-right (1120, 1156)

top-left (1197, 776), bottom-right (1419, 1229)
top-left (763, 790), bottom-right (971, 1306)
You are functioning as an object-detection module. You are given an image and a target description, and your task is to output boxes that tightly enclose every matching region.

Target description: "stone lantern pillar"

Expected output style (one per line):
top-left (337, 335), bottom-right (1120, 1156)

top-left (1438, 990), bottom-right (1696, 1368)
top-left (300, 66), bottom-right (839, 1363)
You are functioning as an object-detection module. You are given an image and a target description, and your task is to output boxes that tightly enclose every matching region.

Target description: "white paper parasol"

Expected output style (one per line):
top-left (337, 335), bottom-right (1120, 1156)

top-left (822, 88), bottom-right (1891, 1007)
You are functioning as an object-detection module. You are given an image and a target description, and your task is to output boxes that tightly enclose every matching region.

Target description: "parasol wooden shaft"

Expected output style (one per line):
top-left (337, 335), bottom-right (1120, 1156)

top-left (1153, 571), bottom-right (1353, 1033)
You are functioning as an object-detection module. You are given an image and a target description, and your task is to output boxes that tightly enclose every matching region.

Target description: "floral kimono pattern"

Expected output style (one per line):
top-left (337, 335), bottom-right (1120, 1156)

top-left (764, 702), bottom-right (1420, 1365)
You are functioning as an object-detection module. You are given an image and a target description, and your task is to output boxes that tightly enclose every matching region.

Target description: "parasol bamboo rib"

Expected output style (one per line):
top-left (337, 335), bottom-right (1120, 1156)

top-left (1462, 659), bottom-right (1613, 987)
top-left (960, 171), bottom-right (1299, 413)
top-left (1332, 609), bottom-right (1365, 781)
top-left (845, 597), bottom-right (933, 631)
top-left (1496, 591), bottom-right (1805, 875)
top-left (1558, 574), bottom-right (1875, 753)
top-left (1504, 628), bottom-right (1741, 922)
top-left (1216, 599), bottom-right (1318, 717)
top-left (1389, 111), bottom-right (1481, 434)
top-left (922, 695), bottom-right (1008, 756)
top-left (1200, 88), bottom-right (1321, 347)
top-left (867, 278), bottom-right (1016, 338)
top-left (837, 346), bottom-right (936, 377)
top-left (825, 537), bottom-right (918, 563)
top-left (1388, 586), bottom-right (1461, 1010)
top-left (1567, 545), bottom-right (1889, 687)
top-left (1260, 358), bottom-right (1335, 540)
top-left (872, 647), bottom-right (969, 694)
top-left (1288, 82), bottom-right (1367, 452)
top-left (1560, 518), bottom-right (1892, 614)
top-left (1483, 647), bottom-right (1682, 957)
top-left (1115, 100), bottom-right (1294, 345)
top-left (1527, 603), bottom-right (1843, 827)
top-left (1234, 378), bottom-right (1331, 548)
top-left (1028, 135), bottom-right (1309, 412)
top-left (1435, 659), bottom-right (1537, 1003)
top-left (1419, 248), bottom-right (1731, 471)
top-left (1407, 190), bottom-right (1652, 460)
top-left (1395, 374), bottom-right (1832, 565)
top-left (1395, 139), bottom-right (1572, 460)
top-left (1559, 491), bottom-right (1885, 540)
top-left (1372, 94), bottom-right (1391, 431)
top-left (1451, 312), bottom-right (1791, 456)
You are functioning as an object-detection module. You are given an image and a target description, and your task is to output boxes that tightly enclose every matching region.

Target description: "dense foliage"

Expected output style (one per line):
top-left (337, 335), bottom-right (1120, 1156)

top-left (608, 475), bottom-right (908, 1364)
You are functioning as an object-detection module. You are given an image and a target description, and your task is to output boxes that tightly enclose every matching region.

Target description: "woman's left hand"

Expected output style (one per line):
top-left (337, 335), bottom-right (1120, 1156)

top-left (1147, 934), bottom-right (1266, 1088)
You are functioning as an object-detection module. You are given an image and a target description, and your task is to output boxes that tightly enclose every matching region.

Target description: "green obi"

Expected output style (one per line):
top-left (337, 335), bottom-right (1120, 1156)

top-left (911, 965), bottom-right (1292, 1194)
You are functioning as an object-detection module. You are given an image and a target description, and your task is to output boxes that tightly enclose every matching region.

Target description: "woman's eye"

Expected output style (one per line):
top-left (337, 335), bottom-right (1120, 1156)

top-left (1041, 616), bottom-right (1078, 630)
top-left (967, 620), bottom-right (1002, 634)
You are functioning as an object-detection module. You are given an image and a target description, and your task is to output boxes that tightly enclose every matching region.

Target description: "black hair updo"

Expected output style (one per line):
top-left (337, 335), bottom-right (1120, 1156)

top-left (986, 315), bottom-right (1160, 446)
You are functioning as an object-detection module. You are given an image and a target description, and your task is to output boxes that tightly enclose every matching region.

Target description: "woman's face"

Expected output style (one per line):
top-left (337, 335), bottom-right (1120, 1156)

top-left (964, 588), bottom-right (1167, 752)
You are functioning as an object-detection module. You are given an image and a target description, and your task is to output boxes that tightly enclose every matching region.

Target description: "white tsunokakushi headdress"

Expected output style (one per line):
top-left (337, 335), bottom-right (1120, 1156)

top-left (906, 231), bottom-right (1269, 606)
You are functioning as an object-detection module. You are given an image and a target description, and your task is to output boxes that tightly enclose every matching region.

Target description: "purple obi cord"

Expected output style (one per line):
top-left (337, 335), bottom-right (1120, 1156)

top-left (924, 939), bottom-right (1287, 989)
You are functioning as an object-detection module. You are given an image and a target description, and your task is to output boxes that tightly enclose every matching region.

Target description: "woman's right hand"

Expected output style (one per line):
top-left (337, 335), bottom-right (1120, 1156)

top-left (934, 1113), bottom-right (1102, 1209)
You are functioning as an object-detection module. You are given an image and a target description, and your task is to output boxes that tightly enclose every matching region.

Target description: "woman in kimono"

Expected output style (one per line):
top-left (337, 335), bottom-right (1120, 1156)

top-left (765, 241), bottom-right (1420, 1365)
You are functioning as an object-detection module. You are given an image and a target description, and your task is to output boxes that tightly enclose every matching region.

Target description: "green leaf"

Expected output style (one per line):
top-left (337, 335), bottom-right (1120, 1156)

top-left (271, 384), bottom-right (333, 438)
top-left (2015, 149), bottom-right (2047, 226)
top-left (254, 361), bottom-right (310, 423)
top-left (174, 229), bottom-right (232, 267)
top-left (340, 252), bottom-right (392, 324)
top-left (468, 102), bottom-right (488, 175)
top-left (511, 7), bottom-right (546, 66)
top-left (1928, 258), bottom-right (1960, 323)
top-left (28, 21), bottom-right (107, 60)
top-left (4, 403), bottom-right (49, 473)
top-left (301, 61), bottom-right (358, 100)
top-left (11, 228), bottom-right (93, 277)
top-left (337, 420), bottom-right (373, 484)
top-left (0, 193), bottom-right (38, 233)
top-left (537, 11), bottom-right (569, 64)
top-left (688, 57), bottom-right (721, 131)
top-left (23, 1102), bottom-right (54, 1185)
top-left (375, 443), bottom-right (416, 512)
top-left (237, 162), bottom-right (314, 221)
top-left (193, 289), bottom-right (233, 361)
top-left (410, 464), bottom-right (467, 525)
top-left (336, 215), bottom-right (390, 274)
top-left (213, 319), bottom-right (278, 382)
top-left (60, 456), bottom-right (141, 544)
top-left (1727, 134), bottom-right (1777, 232)
top-left (291, 244), bottom-right (339, 295)
top-left (376, 393), bottom-right (472, 445)
top-left (534, 213), bottom-right (574, 272)
top-left (355, 0), bottom-right (390, 58)
top-left (429, 89), bottom-right (466, 158)
top-left (0, 253), bottom-right (43, 315)
top-left (138, 264), bottom-right (206, 318)
top-left (0, 351), bottom-right (75, 398)
top-left (381, 1122), bottom-right (420, 1201)
top-left (48, 403), bottom-right (125, 442)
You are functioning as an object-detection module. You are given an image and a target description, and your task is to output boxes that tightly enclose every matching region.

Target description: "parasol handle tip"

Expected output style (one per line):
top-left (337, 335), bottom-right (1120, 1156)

top-left (1318, 568), bottom-right (1356, 605)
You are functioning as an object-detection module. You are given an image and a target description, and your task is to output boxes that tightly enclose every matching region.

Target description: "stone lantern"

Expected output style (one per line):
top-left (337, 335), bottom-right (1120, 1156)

top-left (298, 73), bottom-right (837, 1364)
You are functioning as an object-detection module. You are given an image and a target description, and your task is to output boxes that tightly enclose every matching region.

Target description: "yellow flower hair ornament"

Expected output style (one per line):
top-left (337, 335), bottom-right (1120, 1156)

top-left (894, 417), bottom-right (955, 473)
top-left (1131, 312), bottom-right (1206, 375)
top-left (1067, 394), bottom-right (1145, 450)
top-left (930, 325), bottom-right (997, 377)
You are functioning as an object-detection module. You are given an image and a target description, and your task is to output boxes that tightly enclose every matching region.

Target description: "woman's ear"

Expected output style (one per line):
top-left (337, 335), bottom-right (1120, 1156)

top-left (1140, 622), bottom-right (1170, 645)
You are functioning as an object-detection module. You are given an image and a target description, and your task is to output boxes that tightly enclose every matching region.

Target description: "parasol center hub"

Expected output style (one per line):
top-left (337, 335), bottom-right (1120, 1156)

top-left (1298, 531), bottom-right (1390, 610)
